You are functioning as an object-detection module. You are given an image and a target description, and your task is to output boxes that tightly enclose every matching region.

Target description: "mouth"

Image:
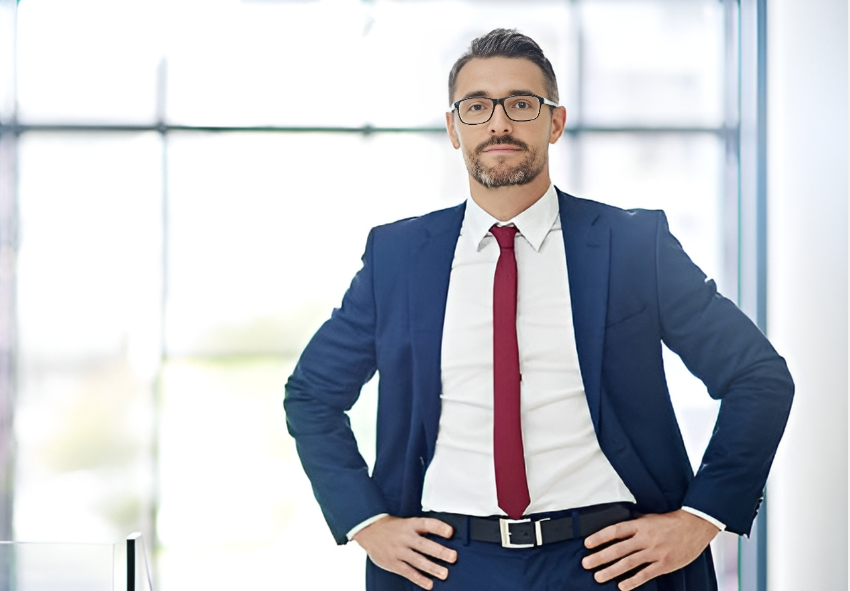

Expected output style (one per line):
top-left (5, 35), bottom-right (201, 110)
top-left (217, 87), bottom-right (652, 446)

top-left (483, 146), bottom-right (522, 154)
top-left (476, 136), bottom-right (529, 156)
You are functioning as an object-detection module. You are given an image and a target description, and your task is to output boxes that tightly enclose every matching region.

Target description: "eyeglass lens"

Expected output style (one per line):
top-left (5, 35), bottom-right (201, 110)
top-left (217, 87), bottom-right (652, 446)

top-left (457, 95), bottom-right (542, 124)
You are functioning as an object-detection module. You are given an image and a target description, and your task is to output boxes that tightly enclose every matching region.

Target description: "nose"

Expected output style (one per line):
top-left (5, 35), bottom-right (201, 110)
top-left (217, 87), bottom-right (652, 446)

top-left (487, 102), bottom-right (513, 135)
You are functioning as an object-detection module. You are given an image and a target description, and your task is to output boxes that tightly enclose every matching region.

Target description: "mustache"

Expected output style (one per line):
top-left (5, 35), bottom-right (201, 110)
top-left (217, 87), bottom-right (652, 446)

top-left (474, 135), bottom-right (530, 155)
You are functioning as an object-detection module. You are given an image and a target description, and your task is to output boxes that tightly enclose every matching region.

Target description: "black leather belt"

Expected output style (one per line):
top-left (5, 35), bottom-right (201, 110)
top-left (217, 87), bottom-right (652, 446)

top-left (426, 504), bottom-right (634, 549)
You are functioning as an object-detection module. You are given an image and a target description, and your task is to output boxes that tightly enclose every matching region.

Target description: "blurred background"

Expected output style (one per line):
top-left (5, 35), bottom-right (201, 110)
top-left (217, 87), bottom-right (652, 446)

top-left (0, 0), bottom-right (844, 590)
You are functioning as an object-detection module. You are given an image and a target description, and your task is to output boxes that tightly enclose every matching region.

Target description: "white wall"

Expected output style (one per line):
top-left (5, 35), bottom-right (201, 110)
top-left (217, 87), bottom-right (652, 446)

top-left (766, 1), bottom-right (848, 590)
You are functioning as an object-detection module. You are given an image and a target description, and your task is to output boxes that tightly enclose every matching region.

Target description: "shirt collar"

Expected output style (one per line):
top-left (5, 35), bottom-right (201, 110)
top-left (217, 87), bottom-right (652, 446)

top-left (462, 184), bottom-right (560, 252)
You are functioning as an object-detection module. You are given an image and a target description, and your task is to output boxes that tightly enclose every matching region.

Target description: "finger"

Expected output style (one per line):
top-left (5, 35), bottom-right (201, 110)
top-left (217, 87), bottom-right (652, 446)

top-left (585, 521), bottom-right (636, 549)
top-left (393, 560), bottom-right (436, 590)
top-left (416, 518), bottom-right (454, 539)
top-left (582, 537), bottom-right (641, 570)
top-left (616, 561), bottom-right (663, 591)
top-left (403, 549), bottom-right (450, 581)
top-left (592, 550), bottom-right (648, 583)
top-left (413, 535), bottom-right (458, 563)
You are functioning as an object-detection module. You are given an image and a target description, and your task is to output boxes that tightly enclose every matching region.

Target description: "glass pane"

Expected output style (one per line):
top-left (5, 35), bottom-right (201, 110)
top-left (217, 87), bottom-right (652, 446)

top-left (157, 357), bottom-right (375, 590)
top-left (165, 130), bottom-right (519, 356)
top-left (576, 132), bottom-right (725, 290)
top-left (0, 541), bottom-right (115, 591)
top-left (714, 531), bottom-right (740, 591)
top-left (16, 0), bottom-right (162, 124)
top-left (17, 133), bottom-right (163, 369)
top-left (15, 132), bottom-right (161, 543)
top-left (0, 0), bottom-right (15, 124)
top-left (580, 0), bottom-right (724, 126)
top-left (356, 0), bottom-right (575, 127)
top-left (164, 0), bottom-right (575, 128)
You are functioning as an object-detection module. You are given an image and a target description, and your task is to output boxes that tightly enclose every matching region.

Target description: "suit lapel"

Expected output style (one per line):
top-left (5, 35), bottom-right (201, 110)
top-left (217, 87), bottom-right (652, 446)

top-left (408, 203), bottom-right (465, 461)
top-left (558, 190), bottom-right (610, 427)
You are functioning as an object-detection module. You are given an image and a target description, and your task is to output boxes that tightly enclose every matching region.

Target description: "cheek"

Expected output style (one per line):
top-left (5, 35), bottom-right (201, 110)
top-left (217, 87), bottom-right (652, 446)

top-left (456, 131), bottom-right (479, 153)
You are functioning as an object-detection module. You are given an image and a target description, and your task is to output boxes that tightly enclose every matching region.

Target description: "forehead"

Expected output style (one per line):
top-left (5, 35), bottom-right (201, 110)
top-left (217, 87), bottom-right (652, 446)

top-left (453, 56), bottom-right (548, 102)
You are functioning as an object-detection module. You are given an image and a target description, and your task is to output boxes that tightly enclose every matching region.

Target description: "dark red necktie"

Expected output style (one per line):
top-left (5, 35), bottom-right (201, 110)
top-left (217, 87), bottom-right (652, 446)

top-left (491, 225), bottom-right (530, 520)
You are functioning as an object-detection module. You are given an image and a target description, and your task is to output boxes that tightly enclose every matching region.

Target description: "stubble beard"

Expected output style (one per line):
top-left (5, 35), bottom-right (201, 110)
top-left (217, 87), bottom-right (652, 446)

top-left (464, 136), bottom-right (546, 188)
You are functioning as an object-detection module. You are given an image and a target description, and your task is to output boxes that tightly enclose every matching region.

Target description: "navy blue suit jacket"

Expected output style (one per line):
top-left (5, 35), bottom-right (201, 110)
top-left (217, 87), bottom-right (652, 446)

top-left (285, 189), bottom-right (793, 591)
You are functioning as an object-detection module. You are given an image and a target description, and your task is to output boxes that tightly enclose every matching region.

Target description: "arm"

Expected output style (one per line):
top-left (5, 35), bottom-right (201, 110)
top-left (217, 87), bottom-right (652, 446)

top-left (284, 228), bottom-right (458, 588)
top-left (284, 228), bottom-right (389, 544)
top-left (652, 211), bottom-right (794, 531)
top-left (584, 212), bottom-right (793, 589)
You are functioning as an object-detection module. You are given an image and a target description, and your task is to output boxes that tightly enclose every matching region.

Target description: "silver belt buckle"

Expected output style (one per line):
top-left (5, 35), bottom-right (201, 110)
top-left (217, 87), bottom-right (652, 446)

top-left (534, 517), bottom-right (550, 545)
top-left (498, 517), bottom-right (534, 548)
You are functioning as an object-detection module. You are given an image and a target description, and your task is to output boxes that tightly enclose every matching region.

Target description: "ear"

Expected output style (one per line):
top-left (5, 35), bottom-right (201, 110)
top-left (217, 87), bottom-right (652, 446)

top-left (549, 106), bottom-right (567, 144)
top-left (446, 111), bottom-right (461, 149)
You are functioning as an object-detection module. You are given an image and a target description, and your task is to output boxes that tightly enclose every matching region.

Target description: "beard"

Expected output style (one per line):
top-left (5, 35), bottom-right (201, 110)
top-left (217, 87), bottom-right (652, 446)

top-left (463, 135), bottom-right (546, 188)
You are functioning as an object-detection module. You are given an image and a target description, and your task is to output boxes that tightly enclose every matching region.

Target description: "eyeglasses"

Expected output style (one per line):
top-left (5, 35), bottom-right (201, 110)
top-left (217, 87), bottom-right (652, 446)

top-left (451, 94), bottom-right (559, 125)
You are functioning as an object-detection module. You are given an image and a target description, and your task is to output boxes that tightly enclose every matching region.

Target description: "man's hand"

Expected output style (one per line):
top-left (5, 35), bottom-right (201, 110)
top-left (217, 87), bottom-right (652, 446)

top-left (581, 509), bottom-right (720, 591)
top-left (352, 515), bottom-right (458, 590)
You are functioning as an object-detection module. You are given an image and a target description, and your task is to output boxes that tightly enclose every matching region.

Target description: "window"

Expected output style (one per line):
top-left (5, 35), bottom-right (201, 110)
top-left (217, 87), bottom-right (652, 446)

top-left (0, 1), bottom-right (743, 588)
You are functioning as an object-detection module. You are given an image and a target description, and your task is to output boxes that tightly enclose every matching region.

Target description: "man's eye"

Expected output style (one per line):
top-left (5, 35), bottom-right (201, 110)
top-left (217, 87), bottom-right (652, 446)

top-left (514, 101), bottom-right (530, 109)
top-left (461, 101), bottom-right (489, 116)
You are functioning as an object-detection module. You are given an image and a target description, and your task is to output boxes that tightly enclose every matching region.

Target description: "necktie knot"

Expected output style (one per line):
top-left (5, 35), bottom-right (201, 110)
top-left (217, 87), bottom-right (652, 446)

top-left (491, 225), bottom-right (518, 249)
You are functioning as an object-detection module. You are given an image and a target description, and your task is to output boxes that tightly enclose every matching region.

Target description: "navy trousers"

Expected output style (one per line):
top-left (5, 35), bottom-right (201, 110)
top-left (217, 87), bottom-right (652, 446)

top-left (404, 527), bottom-right (663, 591)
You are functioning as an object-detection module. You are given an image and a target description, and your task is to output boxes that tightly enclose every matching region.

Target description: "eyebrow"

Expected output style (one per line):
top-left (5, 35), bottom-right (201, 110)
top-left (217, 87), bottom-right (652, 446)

top-left (460, 89), bottom-right (538, 100)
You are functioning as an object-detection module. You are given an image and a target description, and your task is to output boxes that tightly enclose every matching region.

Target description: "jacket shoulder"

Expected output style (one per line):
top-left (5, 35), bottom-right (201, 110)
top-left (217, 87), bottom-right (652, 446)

top-left (557, 188), bottom-right (664, 230)
top-left (368, 202), bottom-right (466, 248)
top-left (372, 202), bottom-right (465, 233)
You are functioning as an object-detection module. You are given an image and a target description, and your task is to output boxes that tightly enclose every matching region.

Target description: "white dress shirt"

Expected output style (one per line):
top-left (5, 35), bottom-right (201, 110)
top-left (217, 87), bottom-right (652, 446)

top-left (420, 184), bottom-right (636, 516)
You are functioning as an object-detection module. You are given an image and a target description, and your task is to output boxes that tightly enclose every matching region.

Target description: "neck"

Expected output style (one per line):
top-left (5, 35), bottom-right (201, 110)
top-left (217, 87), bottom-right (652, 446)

top-left (468, 169), bottom-right (552, 221)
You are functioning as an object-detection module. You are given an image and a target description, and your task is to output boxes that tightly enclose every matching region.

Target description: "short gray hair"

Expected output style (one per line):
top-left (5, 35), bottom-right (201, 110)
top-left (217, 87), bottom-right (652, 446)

top-left (448, 28), bottom-right (559, 105)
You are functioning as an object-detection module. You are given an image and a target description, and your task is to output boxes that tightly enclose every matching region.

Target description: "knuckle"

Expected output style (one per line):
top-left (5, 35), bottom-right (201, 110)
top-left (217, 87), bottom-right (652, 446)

top-left (624, 554), bottom-right (645, 571)
top-left (639, 563), bottom-right (662, 582)
top-left (633, 571), bottom-right (653, 585)
top-left (659, 554), bottom-right (677, 571)
top-left (612, 522), bottom-right (626, 535)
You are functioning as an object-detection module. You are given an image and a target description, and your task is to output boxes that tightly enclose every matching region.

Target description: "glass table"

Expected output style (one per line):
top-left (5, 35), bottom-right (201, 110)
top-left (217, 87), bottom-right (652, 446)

top-left (0, 533), bottom-right (153, 591)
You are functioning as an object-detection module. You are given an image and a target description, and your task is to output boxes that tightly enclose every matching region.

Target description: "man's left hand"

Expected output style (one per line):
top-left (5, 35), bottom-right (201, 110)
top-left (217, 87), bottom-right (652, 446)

top-left (581, 509), bottom-right (720, 591)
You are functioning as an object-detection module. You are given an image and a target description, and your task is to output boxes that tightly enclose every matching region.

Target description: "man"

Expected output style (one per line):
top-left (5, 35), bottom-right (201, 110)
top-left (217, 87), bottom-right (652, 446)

top-left (285, 29), bottom-right (793, 591)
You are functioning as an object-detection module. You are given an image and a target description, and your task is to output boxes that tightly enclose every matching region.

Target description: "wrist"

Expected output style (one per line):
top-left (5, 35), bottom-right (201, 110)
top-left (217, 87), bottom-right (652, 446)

top-left (348, 513), bottom-right (390, 541)
top-left (680, 507), bottom-right (725, 533)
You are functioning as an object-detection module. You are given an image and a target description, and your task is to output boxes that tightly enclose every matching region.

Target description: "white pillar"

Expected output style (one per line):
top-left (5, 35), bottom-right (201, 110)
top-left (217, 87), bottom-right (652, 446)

top-left (766, 1), bottom-right (848, 590)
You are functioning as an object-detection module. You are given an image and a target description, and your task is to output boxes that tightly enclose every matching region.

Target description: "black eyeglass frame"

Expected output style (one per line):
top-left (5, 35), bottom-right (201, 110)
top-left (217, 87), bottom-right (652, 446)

top-left (450, 93), bottom-right (560, 125)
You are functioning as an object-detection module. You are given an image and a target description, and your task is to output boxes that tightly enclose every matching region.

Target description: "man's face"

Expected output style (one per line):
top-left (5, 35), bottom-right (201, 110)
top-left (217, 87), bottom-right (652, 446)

top-left (446, 57), bottom-right (566, 189)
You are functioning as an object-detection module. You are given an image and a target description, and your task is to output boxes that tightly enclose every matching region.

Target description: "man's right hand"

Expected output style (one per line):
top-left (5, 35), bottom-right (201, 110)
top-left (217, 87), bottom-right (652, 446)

top-left (352, 515), bottom-right (458, 590)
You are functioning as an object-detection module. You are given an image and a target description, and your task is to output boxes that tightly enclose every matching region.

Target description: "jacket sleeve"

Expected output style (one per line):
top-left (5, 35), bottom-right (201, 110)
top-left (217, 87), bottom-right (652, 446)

top-left (284, 228), bottom-right (390, 544)
top-left (653, 212), bottom-right (794, 535)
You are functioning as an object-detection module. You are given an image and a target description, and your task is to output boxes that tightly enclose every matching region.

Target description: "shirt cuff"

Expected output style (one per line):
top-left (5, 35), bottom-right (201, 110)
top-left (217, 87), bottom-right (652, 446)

top-left (682, 506), bottom-right (726, 532)
top-left (346, 513), bottom-right (390, 541)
